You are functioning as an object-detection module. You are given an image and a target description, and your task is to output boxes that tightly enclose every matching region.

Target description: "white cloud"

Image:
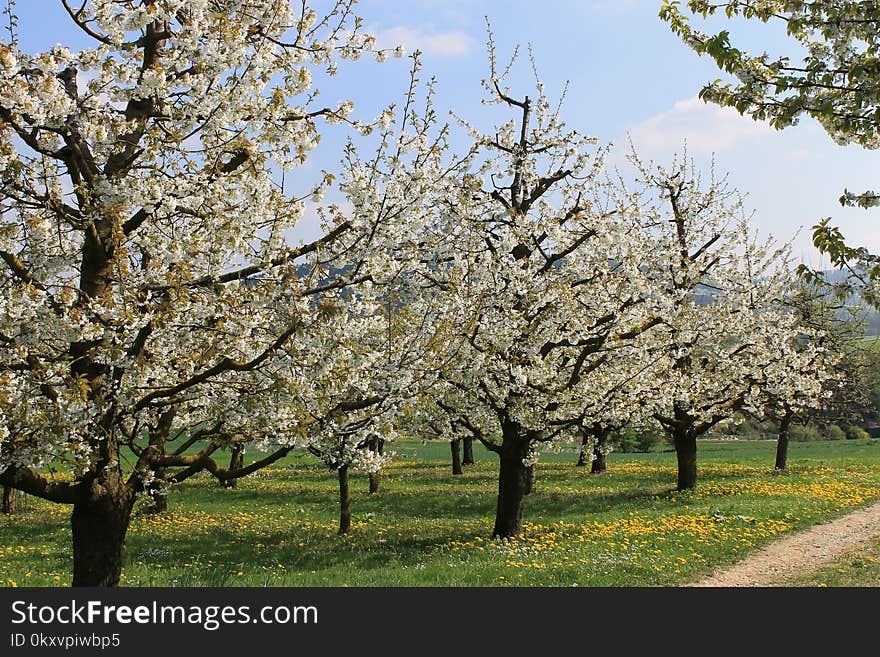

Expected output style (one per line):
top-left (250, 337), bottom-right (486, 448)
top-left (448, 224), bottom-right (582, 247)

top-left (626, 96), bottom-right (773, 156)
top-left (374, 26), bottom-right (472, 58)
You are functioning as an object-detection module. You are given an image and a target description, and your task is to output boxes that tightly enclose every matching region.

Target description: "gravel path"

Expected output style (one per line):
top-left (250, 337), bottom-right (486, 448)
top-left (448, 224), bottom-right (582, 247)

top-left (689, 500), bottom-right (880, 587)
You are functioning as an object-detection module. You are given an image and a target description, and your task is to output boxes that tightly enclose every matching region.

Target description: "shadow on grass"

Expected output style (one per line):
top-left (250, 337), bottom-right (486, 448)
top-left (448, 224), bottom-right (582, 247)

top-left (531, 485), bottom-right (679, 514)
top-left (124, 521), bottom-right (484, 577)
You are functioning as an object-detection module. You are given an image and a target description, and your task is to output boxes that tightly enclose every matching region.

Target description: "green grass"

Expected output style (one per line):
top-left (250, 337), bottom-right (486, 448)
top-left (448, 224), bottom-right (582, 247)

top-left (777, 536), bottom-right (880, 587)
top-left (2, 438), bottom-right (880, 587)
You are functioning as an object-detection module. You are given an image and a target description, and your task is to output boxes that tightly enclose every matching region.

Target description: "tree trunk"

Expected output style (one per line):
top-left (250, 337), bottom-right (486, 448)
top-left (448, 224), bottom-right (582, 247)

top-left (591, 447), bottom-right (607, 474)
top-left (338, 465), bottom-right (351, 535)
top-left (2, 486), bottom-right (17, 515)
top-left (576, 430), bottom-right (592, 467)
top-left (71, 492), bottom-right (134, 587)
top-left (492, 433), bottom-right (531, 538)
top-left (591, 428), bottom-right (610, 474)
top-left (462, 436), bottom-right (475, 465)
top-left (369, 471), bottom-right (381, 494)
top-left (451, 438), bottom-right (463, 475)
top-left (775, 414), bottom-right (792, 470)
top-left (672, 430), bottom-right (698, 491)
top-left (576, 426), bottom-right (609, 472)
top-left (223, 444), bottom-right (245, 489)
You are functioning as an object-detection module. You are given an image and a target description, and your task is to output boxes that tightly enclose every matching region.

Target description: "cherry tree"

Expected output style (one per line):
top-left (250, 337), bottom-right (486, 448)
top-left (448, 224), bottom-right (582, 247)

top-left (419, 40), bottom-right (662, 538)
top-left (0, 0), bottom-right (407, 586)
top-left (565, 331), bottom-right (659, 472)
top-left (285, 58), bottom-right (467, 532)
top-left (610, 153), bottom-right (835, 489)
top-left (275, 295), bottom-right (406, 535)
top-left (759, 283), bottom-right (846, 470)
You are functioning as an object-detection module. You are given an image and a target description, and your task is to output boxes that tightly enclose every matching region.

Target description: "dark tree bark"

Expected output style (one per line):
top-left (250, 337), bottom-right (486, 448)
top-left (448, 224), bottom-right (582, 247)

top-left (462, 436), bottom-right (475, 465)
top-left (338, 465), bottom-right (351, 535)
top-left (591, 447), bottom-right (607, 474)
top-left (71, 488), bottom-right (134, 587)
top-left (775, 413), bottom-right (792, 470)
top-left (591, 428), bottom-right (611, 474)
top-left (658, 401), bottom-right (714, 491)
top-left (2, 486), bottom-right (17, 515)
top-left (223, 444), bottom-right (245, 489)
top-left (492, 425), bottom-right (532, 538)
top-left (576, 429), bottom-right (592, 467)
top-left (576, 425), bottom-right (610, 472)
top-left (672, 429), bottom-right (698, 490)
top-left (451, 438), bottom-right (463, 475)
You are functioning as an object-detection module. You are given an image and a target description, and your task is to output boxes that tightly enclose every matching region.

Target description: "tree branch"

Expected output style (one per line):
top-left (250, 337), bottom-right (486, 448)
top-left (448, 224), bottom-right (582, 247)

top-left (0, 466), bottom-right (81, 504)
top-left (132, 319), bottom-right (302, 412)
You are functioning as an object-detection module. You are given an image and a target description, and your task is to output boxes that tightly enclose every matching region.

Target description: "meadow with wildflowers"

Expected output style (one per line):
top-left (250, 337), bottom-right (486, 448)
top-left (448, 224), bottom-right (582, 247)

top-left (2, 438), bottom-right (879, 587)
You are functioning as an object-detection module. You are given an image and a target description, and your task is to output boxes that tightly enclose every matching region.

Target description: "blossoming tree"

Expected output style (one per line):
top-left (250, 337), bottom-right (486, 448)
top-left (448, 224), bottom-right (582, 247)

top-left (758, 283), bottom-right (843, 470)
top-left (420, 41), bottom-right (662, 538)
top-left (0, 0), bottom-right (404, 585)
top-left (286, 57), bottom-right (466, 532)
top-left (609, 153), bottom-right (835, 489)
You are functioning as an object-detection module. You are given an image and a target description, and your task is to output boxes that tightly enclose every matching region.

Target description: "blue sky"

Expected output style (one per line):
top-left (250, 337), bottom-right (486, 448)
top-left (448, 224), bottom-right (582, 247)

top-left (10, 0), bottom-right (880, 267)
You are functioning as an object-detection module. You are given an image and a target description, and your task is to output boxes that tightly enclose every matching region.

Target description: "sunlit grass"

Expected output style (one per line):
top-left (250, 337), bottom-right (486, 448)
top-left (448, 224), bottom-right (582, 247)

top-left (2, 438), bottom-right (880, 587)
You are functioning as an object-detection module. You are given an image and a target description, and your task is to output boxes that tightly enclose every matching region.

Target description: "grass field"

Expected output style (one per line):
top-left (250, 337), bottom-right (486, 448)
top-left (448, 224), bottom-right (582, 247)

top-left (2, 438), bottom-right (880, 587)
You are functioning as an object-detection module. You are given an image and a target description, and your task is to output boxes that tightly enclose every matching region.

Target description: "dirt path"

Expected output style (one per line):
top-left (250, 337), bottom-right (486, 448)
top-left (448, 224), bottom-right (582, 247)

top-left (689, 500), bottom-right (880, 587)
